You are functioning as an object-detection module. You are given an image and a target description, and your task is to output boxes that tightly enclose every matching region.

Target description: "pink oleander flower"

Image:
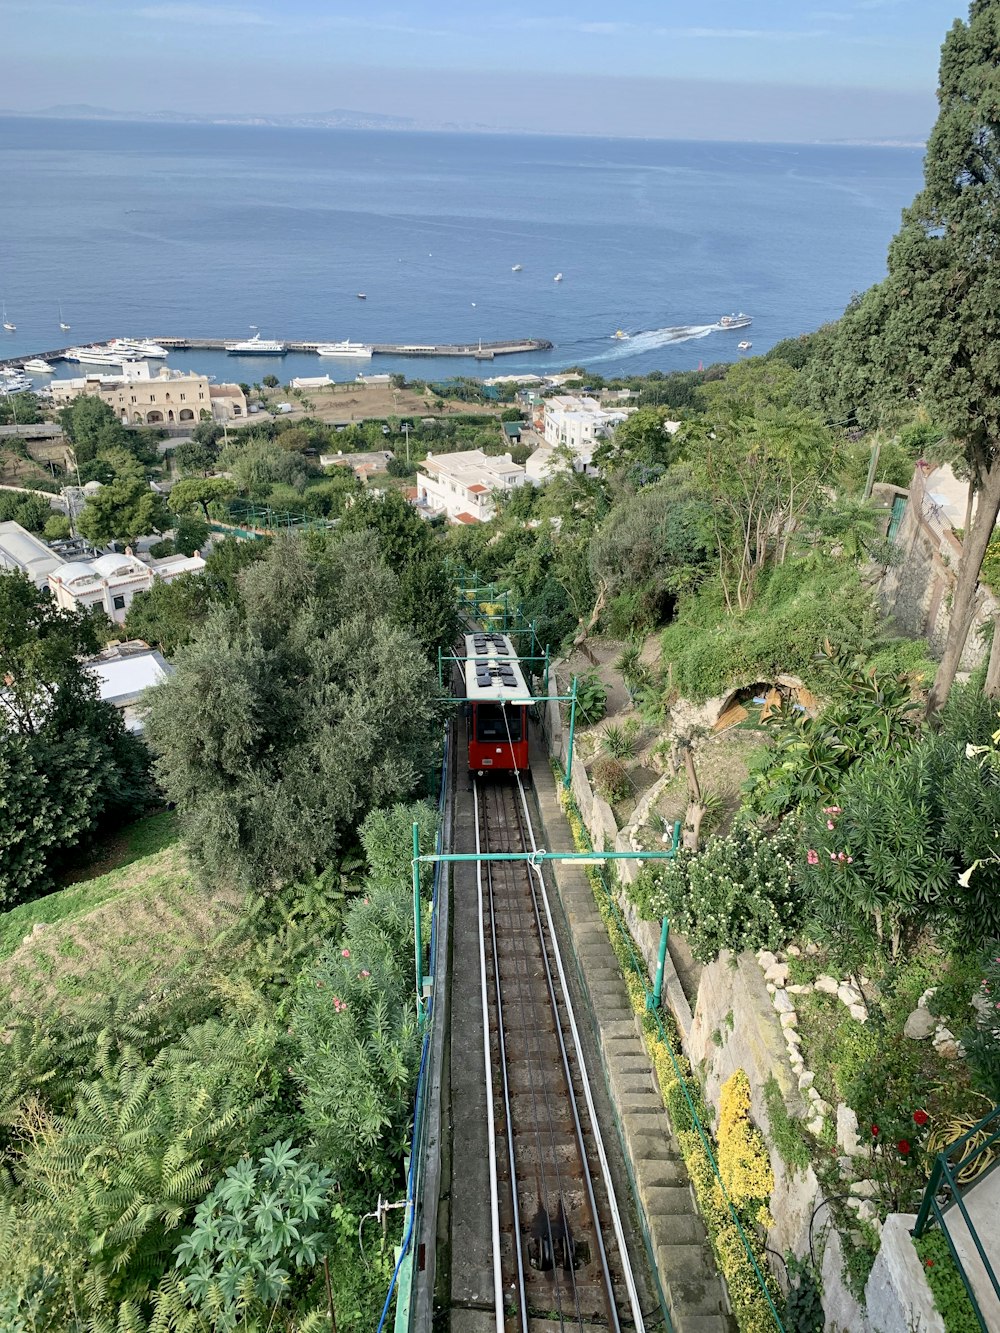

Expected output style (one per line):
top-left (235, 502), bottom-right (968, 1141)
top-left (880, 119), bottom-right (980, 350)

top-left (827, 820), bottom-right (835, 830)
top-left (807, 849), bottom-right (819, 866)
top-left (361, 969), bottom-right (370, 978)
top-left (822, 806), bottom-right (842, 815)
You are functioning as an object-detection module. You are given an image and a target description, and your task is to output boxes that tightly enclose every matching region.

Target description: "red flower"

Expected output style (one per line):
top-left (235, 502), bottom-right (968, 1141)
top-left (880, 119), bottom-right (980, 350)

top-left (898, 1139), bottom-right (911, 1155)
top-left (871, 1125), bottom-right (880, 1136)
top-left (913, 1109), bottom-right (929, 1127)
top-left (925, 1259), bottom-right (934, 1269)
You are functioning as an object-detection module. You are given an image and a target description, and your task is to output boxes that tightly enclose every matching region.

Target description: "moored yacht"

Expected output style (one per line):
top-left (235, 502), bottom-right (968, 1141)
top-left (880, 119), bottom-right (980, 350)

top-left (315, 340), bottom-right (373, 358)
top-left (23, 359), bottom-right (55, 373)
top-left (108, 337), bottom-right (169, 359)
top-left (63, 345), bottom-right (132, 366)
top-left (0, 369), bottom-right (33, 393)
top-left (225, 332), bottom-right (287, 355)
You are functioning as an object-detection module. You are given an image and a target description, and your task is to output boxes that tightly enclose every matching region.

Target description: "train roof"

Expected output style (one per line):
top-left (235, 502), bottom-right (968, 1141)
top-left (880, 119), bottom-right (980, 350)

top-left (463, 632), bottom-right (532, 703)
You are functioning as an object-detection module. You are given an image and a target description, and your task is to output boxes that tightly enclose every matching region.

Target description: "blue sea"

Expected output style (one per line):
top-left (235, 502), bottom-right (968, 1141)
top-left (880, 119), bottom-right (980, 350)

top-left (0, 119), bottom-right (924, 387)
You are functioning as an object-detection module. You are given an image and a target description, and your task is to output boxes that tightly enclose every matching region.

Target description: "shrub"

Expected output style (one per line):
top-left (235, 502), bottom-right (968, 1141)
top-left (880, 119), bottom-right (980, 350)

top-left (592, 755), bottom-right (631, 803)
top-left (634, 816), bottom-right (801, 963)
top-left (174, 1140), bottom-right (331, 1330)
top-left (575, 670), bottom-right (608, 725)
top-left (717, 1070), bottom-right (775, 1228)
top-left (913, 1231), bottom-right (981, 1333)
top-left (963, 950), bottom-right (1000, 1104)
top-left (763, 1075), bottom-right (811, 1171)
top-left (601, 720), bottom-right (639, 760)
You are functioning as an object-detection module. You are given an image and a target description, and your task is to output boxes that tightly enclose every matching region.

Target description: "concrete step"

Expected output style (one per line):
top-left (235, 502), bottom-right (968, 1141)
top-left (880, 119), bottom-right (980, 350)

top-left (642, 1184), bottom-right (701, 1216)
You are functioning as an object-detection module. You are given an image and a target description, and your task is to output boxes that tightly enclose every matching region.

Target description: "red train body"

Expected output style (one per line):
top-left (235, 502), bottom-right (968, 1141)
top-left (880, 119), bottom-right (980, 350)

top-left (463, 632), bottom-right (532, 775)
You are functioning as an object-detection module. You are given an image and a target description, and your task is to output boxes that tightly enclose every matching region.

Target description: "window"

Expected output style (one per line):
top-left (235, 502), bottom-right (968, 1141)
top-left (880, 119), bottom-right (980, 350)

top-left (180, 393), bottom-right (186, 401)
top-left (475, 703), bottom-right (522, 743)
top-left (198, 393), bottom-right (204, 400)
top-left (112, 594), bottom-right (126, 611)
top-left (131, 395), bottom-right (137, 403)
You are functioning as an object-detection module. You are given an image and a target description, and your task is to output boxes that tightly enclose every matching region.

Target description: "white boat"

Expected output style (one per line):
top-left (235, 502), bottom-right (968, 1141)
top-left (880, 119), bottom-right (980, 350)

top-left (356, 293), bottom-right (367, 300)
top-left (613, 329), bottom-right (629, 340)
top-left (718, 312), bottom-right (752, 330)
top-left (737, 340), bottom-right (752, 351)
top-left (0, 370), bottom-right (32, 393)
top-left (108, 337), bottom-right (169, 359)
top-left (315, 340), bottom-right (373, 358)
top-left (512, 264), bottom-right (523, 272)
top-left (63, 345), bottom-right (131, 366)
top-left (23, 358), bottom-right (54, 373)
top-left (59, 302), bottom-right (70, 331)
top-left (553, 273), bottom-right (563, 282)
top-left (225, 332), bottom-right (287, 356)
top-left (2, 302), bottom-right (14, 332)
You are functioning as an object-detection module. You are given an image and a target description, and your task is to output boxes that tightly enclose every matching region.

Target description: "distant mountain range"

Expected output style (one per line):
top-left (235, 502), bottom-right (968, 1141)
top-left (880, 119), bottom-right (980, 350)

top-left (0, 104), bottom-right (495, 132)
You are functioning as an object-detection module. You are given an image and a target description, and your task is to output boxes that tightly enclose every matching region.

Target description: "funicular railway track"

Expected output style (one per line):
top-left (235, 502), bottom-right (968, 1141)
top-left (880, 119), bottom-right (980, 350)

top-left (474, 774), bottom-right (646, 1332)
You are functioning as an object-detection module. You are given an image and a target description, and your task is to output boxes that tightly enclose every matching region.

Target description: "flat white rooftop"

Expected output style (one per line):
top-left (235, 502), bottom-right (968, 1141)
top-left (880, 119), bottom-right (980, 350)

top-left (0, 519), bottom-right (62, 589)
top-left (463, 631), bottom-right (532, 702)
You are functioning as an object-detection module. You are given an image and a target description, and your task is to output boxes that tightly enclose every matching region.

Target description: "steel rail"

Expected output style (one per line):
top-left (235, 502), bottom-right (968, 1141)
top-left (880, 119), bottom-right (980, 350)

top-left (473, 781), bottom-right (508, 1333)
top-left (512, 772), bottom-right (647, 1333)
top-left (478, 783), bottom-right (531, 1333)
top-left (482, 779), bottom-right (588, 1330)
top-left (503, 782), bottom-right (622, 1333)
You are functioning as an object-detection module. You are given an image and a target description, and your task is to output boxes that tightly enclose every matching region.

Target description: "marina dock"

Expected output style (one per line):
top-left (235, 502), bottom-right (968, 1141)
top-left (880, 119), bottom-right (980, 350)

top-left (0, 335), bottom-right (553, 372)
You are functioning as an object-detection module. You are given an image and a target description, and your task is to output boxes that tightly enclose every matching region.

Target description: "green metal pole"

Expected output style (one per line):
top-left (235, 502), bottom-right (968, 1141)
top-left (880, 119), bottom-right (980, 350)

top-left (412, 822), bottom-right (424, 1023)
top-left (544, 646), bottom-right (550, 699)
top-left (564, 675), bottom-right (578, 790)
top-left (650, 917), bottom-right (670, 1011)
top-left (437, 645), bottom-right (443, 691)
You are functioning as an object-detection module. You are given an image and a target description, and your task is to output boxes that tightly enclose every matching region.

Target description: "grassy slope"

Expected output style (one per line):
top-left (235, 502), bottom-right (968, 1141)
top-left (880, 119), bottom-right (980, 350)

top-left (0, 813), bottom-right (241, 1014)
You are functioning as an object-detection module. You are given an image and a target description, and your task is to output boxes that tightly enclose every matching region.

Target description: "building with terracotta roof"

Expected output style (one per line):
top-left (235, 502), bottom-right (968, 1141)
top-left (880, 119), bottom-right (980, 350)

top-left (415, 449), bottom-right (526, 523)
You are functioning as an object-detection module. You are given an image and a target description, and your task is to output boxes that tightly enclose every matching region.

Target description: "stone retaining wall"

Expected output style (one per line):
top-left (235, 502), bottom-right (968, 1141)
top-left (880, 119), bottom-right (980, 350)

top-left (543, 685), bottom-right (938, 1332)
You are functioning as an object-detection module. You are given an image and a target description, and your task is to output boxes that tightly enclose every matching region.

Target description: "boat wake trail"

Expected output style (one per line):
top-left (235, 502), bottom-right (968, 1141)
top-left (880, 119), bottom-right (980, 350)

top-left (586, 322), bottom-right (717, 363)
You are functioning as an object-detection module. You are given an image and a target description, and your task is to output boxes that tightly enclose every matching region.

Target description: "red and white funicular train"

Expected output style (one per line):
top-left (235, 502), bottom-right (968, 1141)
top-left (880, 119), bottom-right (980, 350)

top-left (464, 631), bottom-right (532, 775)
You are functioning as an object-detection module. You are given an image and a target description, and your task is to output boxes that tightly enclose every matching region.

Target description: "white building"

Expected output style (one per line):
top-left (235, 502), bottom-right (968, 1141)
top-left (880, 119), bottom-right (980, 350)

top-left (541, 395), bottom-right (637, 471)
top-left (0, 519), bottom-right (63, 588)
top-left (83, 640), bottom-right (173, 732)
top-left (48, 549), bottom-right (206, 624)
top-left (416, 449), bottom-right (526, 524)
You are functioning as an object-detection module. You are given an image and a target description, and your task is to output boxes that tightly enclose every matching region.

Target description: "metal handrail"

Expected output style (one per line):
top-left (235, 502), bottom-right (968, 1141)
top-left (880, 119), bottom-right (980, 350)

top-left (912, 1106), bottom-right (1000, 1333)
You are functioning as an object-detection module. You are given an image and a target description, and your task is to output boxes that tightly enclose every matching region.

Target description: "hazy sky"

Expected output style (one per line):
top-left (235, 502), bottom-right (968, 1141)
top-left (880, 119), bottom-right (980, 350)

top-left (3, 0), bottom-right (969, 140)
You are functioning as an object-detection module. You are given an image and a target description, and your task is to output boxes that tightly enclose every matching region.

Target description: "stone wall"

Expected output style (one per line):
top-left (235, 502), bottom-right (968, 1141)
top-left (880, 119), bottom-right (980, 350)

top-left (880, 464), bottom-right (996, 670)
top-left (542, 696), bottom-right (942, 1332)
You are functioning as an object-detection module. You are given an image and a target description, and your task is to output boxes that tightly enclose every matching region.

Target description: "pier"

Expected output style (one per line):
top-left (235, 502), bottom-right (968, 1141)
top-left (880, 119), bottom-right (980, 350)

top-left (1, 335), bottom-right (553, 372)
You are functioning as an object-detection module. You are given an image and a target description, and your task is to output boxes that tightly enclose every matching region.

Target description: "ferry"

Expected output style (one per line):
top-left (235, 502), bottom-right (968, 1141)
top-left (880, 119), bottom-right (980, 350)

top-left (23, 359), bottom-right (55, 373)
top-left (315, 340), bottom-right (373, 359)
top-left (718, 313), bottom-right (753, 330)
top-left (225, 333), bottom-right (287, 356)
top-left (108, 337), bottom-right (169, 359)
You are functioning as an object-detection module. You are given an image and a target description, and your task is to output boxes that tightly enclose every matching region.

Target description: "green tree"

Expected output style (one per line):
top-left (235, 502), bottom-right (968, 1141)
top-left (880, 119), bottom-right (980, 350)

top-left (0, 574), bottom-right (149, 902)
top-left (262, 374), bottom-right (280, 389)
top-left (144, 535), bottom-right (441, 890)
top-left (173, 439), bottom-right (219, 476)
top-left (58, 396), bottom-right (130, 464)
top-left (821, 2), bottom-right (1000, 713)
top-left (174, 513), bottom-right (209, 557)
top-left (168, 475), bottom-right (236, 520)
top-left (42, 514), bottom-right (70, 541)
top-left (77, 458), bottom-right (170, 548)
top-left (0, 490), bottom-right (53, 535)
top-left (593, 405), bottom-right (685, 479)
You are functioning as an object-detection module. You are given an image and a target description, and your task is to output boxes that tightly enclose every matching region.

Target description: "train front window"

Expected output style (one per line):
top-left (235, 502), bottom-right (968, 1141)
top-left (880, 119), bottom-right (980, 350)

top-left (475, 704), bottom-right (522, 743)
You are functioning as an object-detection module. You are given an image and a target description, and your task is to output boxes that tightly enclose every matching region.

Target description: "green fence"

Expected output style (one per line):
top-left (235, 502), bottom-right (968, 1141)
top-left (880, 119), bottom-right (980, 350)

top-left (913, 1104), bottom-right (1000, 1332)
